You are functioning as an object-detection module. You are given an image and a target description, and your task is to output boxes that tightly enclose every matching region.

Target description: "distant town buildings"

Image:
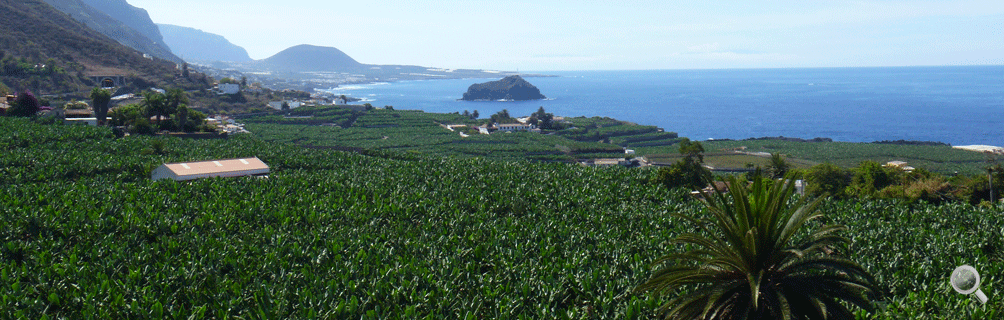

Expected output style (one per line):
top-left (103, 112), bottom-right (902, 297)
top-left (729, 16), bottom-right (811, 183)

top-left (268, 100), bottom-right (302, 110)
top-left (218, 83), bottom-right (240, 95)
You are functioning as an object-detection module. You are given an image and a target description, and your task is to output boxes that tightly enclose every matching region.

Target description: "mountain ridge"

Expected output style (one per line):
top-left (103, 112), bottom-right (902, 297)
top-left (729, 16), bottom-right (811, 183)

top-left (159, 24), bottom-right (253, 63)
top-left (43, 0), bottom-right (181, 63)
top-left (0, 0), bottom-right (206, 94)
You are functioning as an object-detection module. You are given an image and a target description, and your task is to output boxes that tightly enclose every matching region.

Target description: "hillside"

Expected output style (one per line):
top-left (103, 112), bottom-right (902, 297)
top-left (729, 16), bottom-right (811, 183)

top-left (43, 0), bottom-right (181, 63)
top-left (76, 0), bottom-right (178, 62)
top-left (257, 44), bottom-right (363, 72)
top-left (158, 24), bottom-right (252, 63)
top-left (0, 0), bottom-right (206, 95)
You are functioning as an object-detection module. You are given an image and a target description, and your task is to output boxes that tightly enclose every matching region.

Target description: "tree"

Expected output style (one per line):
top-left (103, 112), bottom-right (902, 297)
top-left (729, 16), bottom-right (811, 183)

top-left (281, 101), bottom-right (290, 110)
top-left (678, 138), bottom-right (705, 163)
top-left (636, 176), bottom-right (879, 319)
top-left (165, 88), bottom-right (188, 117)
top-left (339, 95), bottom-right (348, 105)
top-left (489, 109), bottom-right (515, 124)
top-left (384, 105), bottom-right (394, 110)
top-left (652, 138), bottom-right (712, 190)
top-left (141, 91), bottom-right (168, 125)
top-left (846, 161), bottom-right (893, 198)
top-left (181, 63), bottom-right (190, 78)
top-left (471, 110), bottom-right (479, 119)
top-left (766, 153), bottom-right (791, 179)
top-left (805, 163), bottom-right (851, 198)
top-left (240, 76), bottom-right (247, 87)
top-left (89, 88), bottom-right (112, 126)
top-left (8, 90), bottom-right (40, 117)
top-left (177, 105), bottom-right (189, 132)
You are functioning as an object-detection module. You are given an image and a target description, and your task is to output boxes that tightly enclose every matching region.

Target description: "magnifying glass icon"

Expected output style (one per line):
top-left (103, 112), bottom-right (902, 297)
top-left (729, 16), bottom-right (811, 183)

top-left (951, 265), bottom-right (988, 304)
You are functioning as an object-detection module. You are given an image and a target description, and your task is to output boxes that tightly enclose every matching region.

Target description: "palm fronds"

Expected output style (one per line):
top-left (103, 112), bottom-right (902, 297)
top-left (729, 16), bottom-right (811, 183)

top-left (637, 176), bottom-right (879, 319)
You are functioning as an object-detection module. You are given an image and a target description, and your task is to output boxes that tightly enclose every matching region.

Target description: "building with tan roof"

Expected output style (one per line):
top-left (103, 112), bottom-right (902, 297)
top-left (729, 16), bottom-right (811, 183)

top-left (151, 157), bottom-right (270, 181)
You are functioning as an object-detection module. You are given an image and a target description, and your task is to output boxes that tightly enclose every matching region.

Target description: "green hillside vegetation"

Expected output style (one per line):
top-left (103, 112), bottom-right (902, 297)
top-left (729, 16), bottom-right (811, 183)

top-left (1, 117), bottom-right (1002, 318)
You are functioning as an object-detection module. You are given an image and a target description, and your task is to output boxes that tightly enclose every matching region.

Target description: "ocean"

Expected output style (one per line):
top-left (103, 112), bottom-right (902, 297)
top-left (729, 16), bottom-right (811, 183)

top-left (323, 66), bottom-right (1004, 146)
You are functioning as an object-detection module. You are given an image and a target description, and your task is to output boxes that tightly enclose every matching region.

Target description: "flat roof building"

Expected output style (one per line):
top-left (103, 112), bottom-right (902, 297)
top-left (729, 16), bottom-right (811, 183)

top-left (152, 157), bottom-right (270, 181)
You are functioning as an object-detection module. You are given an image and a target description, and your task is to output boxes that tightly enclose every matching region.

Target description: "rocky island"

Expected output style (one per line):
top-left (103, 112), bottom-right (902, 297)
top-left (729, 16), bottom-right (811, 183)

top-left (461, 75), bottom-right (546, 101)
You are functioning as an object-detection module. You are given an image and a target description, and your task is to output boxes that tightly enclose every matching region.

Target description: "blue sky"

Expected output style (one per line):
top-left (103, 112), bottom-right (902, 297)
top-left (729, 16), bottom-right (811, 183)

top-left (129, 0), bottom-right (1004, 71)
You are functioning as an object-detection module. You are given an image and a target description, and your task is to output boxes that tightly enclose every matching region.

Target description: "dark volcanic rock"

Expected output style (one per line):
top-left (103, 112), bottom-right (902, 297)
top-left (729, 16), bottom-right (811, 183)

top-left (461, 75), bottom-right (546, 101)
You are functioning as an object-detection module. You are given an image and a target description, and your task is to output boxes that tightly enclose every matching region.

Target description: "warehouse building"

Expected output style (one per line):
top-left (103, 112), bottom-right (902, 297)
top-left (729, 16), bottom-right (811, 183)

top-left (151, 157), bottom-right (270, 181)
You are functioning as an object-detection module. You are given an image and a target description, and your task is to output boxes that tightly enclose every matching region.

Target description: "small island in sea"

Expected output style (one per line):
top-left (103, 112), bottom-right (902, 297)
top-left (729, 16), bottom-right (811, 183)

top-left (460, 75), bottom-right (546, 101)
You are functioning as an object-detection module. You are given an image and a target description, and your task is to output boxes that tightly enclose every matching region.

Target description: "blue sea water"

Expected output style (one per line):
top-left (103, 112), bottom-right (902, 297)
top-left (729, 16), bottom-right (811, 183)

top-left (324, 66), bottom-right (1004, 145)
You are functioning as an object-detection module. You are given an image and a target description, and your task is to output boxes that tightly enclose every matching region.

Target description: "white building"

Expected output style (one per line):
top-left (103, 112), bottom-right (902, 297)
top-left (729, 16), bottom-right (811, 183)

top-left (64, 117), bottom-right (111, 126)
top-left (268, 100), bottom-right (302, 110)
top-left (496, 123), bottom-right (534, 132)
top-left (151, 157), bottom-right (270, 181)
top-left (219, 83), bottom-right (240, 95)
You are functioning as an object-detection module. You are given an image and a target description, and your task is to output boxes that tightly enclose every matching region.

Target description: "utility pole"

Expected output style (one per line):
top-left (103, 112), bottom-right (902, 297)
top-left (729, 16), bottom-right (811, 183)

top-left (990, 167), bottom-right (995, 203)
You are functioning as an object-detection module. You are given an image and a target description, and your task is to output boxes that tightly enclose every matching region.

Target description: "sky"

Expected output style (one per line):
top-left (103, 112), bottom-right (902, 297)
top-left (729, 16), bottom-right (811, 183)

top-left (128, 0), bottom-right (1004, 71)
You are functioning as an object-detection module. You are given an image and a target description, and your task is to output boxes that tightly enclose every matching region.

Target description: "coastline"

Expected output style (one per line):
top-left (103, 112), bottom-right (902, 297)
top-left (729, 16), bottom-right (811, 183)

top-left (315, 67), bottom-right (1002, 146)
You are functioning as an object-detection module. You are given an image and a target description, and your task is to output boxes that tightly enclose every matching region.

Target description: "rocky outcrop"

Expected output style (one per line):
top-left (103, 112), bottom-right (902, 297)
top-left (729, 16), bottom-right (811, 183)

top-left (461, 75), bottom-right (546, 101)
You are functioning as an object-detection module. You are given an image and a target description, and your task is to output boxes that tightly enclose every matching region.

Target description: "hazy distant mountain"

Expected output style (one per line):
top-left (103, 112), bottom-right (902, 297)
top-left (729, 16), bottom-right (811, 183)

top-left (158, 24), bottom-right (252, 63)
top-left (258, 44), bottom-right (363, 72)
top-left (43, 0), bottom-right (181, 63)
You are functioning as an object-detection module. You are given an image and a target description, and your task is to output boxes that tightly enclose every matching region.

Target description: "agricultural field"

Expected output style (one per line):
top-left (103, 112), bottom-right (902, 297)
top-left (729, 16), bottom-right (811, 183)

top-left (645, 151), bottom-right (819, 171)
top-left (243, 107), bottom-right (629, 161)
top-left (700, 140), bottom-right (991, 175)
top-left (2, 117), bottom-right (1002, 319)
top-left (637, 139), bottom-right (992, 175)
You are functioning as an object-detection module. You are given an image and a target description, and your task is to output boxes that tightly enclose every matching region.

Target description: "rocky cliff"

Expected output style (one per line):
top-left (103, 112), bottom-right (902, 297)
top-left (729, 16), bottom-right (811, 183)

top-left (461, 75), bottom-right (546, 101)
top-left (159, 24), bottom-right (252, 63)
top-left (44, 0), bottom-right (181, 63)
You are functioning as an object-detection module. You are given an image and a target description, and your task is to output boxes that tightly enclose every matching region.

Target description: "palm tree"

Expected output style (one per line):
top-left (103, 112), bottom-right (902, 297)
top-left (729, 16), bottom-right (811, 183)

top-left (141, 91), bottom-right (167, 125)
top-left (636, 176), bottom-right (879, 319)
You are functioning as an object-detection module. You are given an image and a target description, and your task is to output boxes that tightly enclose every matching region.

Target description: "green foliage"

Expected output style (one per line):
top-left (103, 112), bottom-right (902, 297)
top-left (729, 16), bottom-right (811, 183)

top-left (0, 118), bottom-right (1002, 318)
top-left (651, 139), bottom-right (712, 190)
top-left (89, 88), bottom-right (111, 125)
top-left (637, 177), bottom-right (879, 319)
top-left (847, 161), bottom-right (894, 198)
top-left (489, 109), bottom-right (516, 124)
top-left (8, 90), bottom-right (40, 117)
top-left (141, 91), bottom-right (168, 123)
top-left (805, 163), bottom-right (851, 198)
top-left (766, 153), bottom-right (791, 179)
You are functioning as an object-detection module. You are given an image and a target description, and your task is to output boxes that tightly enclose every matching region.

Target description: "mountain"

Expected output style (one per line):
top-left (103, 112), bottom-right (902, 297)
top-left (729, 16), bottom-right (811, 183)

top-left (461, 76), bottom-right (546, 101)
top-left (158, 24), bottom-right (252, 63)
top-left (0, 0), bottom-right (206, 94)
top-left (42, 0), bottom-right (181, 63)
top-left (76, 0), bottom-right (177, 61)
top-left (258, 44), bottom-right (363, 72)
